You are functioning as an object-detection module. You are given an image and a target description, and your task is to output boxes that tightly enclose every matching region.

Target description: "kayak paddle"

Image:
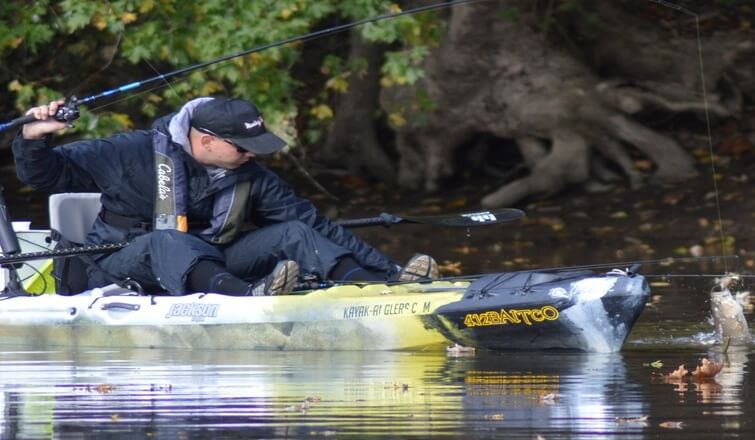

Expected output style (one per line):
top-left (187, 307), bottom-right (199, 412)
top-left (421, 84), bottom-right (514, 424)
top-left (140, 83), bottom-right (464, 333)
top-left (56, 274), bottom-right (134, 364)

top-left (335, 208), bottom-right (525, 228)
top-left (0, 208), bottom-right (525, 265)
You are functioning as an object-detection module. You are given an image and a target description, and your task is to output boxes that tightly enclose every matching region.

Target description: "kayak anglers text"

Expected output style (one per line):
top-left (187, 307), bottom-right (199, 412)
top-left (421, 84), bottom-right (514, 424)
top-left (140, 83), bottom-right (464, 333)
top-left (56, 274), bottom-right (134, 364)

top-left (343, 301), bottom-right (432, 319)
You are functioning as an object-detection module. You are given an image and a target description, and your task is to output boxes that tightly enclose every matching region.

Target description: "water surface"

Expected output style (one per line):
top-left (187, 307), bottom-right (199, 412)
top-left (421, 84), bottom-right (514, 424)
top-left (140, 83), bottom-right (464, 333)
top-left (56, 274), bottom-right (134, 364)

top-left (0, 328), bottom-right (751, 438)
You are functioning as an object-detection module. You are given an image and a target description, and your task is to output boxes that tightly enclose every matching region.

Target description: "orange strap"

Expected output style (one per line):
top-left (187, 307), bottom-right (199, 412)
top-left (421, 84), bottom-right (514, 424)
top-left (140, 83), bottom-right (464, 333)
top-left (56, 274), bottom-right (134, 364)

top-left (176, 215), bottom-right (189, 232)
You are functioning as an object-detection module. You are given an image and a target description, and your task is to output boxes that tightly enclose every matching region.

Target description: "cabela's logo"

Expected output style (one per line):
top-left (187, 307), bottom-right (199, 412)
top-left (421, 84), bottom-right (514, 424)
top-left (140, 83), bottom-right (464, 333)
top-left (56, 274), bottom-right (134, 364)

top-left (165, 302), bottom-right (219, 322)
top-left (157, 163), bottom-right (172, 200)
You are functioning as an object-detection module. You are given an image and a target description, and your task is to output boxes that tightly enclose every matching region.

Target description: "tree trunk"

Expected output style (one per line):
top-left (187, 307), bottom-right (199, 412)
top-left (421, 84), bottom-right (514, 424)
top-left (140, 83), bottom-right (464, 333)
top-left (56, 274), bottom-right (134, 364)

top-left (381, 0), bottom-right (754, 207)
top-left (322, 30), bottom-right (395, 181)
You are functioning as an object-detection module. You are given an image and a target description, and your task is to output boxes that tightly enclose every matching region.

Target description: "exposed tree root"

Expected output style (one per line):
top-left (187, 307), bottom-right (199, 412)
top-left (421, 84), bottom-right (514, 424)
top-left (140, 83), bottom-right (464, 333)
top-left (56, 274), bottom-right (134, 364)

top-left (379, 0), bottom-right (754, 207)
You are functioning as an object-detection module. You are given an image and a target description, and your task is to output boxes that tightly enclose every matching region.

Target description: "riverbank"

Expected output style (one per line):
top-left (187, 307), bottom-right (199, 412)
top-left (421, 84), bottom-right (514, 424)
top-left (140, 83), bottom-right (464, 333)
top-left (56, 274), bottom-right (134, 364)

top-left (1, 146), bottom-right (753, 278)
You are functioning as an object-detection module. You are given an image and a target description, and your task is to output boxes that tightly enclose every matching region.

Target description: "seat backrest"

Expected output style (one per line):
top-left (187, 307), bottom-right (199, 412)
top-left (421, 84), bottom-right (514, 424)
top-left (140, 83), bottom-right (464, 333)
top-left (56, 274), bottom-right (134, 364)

top-left (49, 193), bottom-right (102, 243)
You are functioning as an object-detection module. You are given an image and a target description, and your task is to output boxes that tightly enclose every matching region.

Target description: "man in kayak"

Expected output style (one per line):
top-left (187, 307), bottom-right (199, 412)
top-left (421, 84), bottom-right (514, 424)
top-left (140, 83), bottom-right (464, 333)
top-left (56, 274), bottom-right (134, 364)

top-left (13, 97), bottom-right (439, 296)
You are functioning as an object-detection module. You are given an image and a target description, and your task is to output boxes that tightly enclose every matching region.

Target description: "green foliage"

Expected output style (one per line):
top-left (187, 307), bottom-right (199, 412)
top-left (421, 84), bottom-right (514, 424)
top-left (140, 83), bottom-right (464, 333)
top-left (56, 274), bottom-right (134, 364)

top-left (0, 1), bottom-right (55, 55)
top-left (382, 46), bottom-right (429, 87)
top-left (1, 0), bottom-right (443, 146)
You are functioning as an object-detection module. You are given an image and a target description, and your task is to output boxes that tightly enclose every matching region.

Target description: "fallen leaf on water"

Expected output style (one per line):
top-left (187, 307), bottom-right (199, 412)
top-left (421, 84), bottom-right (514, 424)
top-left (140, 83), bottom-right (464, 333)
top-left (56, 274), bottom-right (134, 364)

top-left (674, 246), bottom-right (689, 256)
top-left (659, 421), bottom-right (684, 429)
top-left (691, 147), bottom-right (709, 158)
top-left (445, 197), bottom-right (467, 209)
top-left (452, 245), bottom-right (478, 255)
top-left (484, 413), bottom-right (505, 421)
top-left (692, 358), bottom-right (723, 380)
top-left (661, 192), bottom-right (686, 205)
top-left (97, 384), bottom-right (116, 394)
top-left (646, 360), bottom-right (664, 369)
top-left (439, 260), bottom-right (463, 276)
top-left (538, 217), bottom-right (565, 232)
top-left (615, 415), bottom-right (649, 425)
top-left (110, 414), bottom-right (121, 422)
top-left (718, 133), bottom-right (753, 157)
top-left (667, 365), bottom-right (688, 381)
top-left (590, 226), bottom-right (615, 235)
top-left (638, 222), bottom-right (654, 232)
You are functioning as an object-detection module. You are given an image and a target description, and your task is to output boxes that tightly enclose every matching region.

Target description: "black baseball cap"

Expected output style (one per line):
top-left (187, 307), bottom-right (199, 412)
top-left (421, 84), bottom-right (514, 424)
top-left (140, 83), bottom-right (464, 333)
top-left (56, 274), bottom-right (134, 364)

top-left (191, 97), bottom-right (286, 155)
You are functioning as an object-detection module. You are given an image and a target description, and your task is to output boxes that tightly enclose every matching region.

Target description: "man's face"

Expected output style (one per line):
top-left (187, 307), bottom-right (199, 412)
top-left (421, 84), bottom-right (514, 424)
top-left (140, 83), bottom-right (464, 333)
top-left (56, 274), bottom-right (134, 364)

top-left (199, 135), bottom-right (256, 169)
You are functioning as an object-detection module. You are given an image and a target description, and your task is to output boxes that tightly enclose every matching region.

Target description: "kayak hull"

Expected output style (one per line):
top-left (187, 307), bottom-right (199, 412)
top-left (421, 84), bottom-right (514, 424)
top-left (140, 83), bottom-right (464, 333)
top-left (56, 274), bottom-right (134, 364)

top-left (0, 272), bottom-right (649, 352)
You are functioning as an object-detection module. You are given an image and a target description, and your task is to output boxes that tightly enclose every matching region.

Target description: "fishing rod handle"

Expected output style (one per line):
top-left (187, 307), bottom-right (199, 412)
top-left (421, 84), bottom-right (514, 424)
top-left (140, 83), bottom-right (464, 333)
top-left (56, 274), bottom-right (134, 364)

top-left (0, 114), bottom-right (37, 133)
top-left (0, 98), bottom-right (80, 133)
top-left (0, 185), bottom-right (21, 256)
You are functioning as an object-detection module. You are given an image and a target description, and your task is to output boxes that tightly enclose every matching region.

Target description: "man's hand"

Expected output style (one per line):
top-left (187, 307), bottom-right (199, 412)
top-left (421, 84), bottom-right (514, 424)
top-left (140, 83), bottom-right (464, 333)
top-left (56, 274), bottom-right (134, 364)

top-left (22, 99), bottom-right (68, 140)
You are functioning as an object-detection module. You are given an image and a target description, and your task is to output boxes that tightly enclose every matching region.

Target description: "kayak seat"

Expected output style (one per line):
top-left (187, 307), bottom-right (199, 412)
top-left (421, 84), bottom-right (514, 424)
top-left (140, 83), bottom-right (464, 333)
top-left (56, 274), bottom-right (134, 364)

top-left (49, 192), bottom-right (102, 244)
top-left (49, 193), bottom-right (102, 295)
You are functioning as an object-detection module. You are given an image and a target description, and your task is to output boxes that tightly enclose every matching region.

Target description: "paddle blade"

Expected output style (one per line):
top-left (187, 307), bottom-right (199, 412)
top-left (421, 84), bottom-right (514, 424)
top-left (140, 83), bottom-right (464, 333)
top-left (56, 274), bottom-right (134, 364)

top-left (400, 208), bottom-right (525, 227)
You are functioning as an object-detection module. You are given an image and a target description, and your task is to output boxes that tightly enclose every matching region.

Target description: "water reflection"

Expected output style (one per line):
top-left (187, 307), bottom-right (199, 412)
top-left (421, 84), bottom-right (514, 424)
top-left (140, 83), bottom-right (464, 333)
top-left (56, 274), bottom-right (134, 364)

top-left (0, 349), bottom-right (666, 438)
top-left (454, 352), bottom-right (647, 437)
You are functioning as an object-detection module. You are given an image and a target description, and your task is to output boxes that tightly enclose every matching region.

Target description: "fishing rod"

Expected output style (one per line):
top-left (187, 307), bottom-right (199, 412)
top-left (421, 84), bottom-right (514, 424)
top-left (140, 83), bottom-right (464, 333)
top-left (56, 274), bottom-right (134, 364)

top-left (0, 0), bottom-right (482, 133)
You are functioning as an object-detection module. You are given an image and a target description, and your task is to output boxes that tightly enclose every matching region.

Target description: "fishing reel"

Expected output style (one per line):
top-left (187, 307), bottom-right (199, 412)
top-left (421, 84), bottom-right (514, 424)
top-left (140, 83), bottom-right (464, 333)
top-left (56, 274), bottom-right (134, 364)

top-left (0, 96), bottom-right (81, 133)
top-left (53, 96), bottom-right (80, 128)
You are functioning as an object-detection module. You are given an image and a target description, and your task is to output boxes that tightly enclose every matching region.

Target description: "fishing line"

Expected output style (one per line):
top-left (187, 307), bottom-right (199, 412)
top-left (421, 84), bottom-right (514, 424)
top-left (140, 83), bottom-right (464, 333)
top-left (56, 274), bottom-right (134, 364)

top-left (647, 0), bottom-right (730, 272)
top-left (0, 0), bottom-right (485, 132)
top-left (643, 273), bottom-right (755, 279)
top-left (143, 58), bottom-right (180, 98)
top-left (380, 255), bottom-right (741, 285)
top-left (507, 255), bottom-right (738, 274)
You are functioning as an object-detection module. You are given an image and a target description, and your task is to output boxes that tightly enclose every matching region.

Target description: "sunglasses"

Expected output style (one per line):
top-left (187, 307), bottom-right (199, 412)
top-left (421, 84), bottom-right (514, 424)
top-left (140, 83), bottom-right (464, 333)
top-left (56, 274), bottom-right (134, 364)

top-left (195, 127), bottom-right (248, 154)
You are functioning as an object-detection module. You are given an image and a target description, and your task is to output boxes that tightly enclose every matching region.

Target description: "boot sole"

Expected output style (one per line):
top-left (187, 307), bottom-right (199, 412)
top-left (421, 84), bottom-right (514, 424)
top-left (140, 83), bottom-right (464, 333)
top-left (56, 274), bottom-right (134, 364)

top-left (399, 255), bottom-right (439, 282)
top-left (269, 260), bottom-right (300, 295)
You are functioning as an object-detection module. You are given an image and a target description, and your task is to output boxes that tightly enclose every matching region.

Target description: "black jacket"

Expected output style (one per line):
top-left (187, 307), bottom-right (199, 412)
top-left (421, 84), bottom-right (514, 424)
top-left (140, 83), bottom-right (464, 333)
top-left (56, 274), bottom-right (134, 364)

top-left (12, 114), bottom-right (396, 274)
